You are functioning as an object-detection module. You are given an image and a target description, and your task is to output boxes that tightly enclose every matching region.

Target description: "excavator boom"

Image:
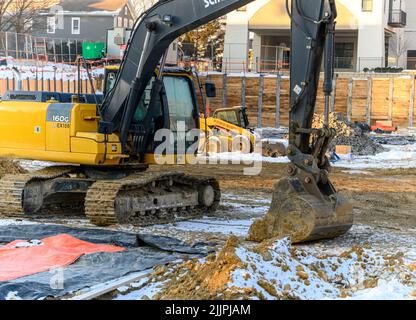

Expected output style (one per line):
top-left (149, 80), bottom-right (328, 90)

top-left (249, 0), bottom-right (353, 244)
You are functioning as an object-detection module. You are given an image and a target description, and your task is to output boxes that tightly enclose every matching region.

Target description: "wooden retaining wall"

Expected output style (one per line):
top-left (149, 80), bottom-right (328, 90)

top-left (199, 74), bottom-right (416, 129)
top-left (1, 73), bottom-right (415, 129)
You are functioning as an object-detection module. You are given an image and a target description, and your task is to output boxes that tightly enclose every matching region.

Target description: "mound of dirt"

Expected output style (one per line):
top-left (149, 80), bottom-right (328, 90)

top-left (0, 160), bottom-right (25, 178)
top-left (151, 236), bottom-right (245, 300)
top-left (313, 113), bottom-right (386, 155)
top-left (135, 236), bottom-right (415, 300)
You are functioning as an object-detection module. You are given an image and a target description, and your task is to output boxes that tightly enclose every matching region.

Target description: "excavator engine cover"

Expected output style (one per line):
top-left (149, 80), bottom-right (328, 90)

top-left (249, 169), bottom-right (353, 244)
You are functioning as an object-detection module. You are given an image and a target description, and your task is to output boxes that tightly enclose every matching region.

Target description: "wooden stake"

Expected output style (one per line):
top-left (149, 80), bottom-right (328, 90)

top-left (258, 75), bottom-right (264, 128)
top-left (276, 75), bottom-right (281, 128)
top-left (347, 78), bottom-right (353, 121)
top-left (366, 77), bottom-right (373, 125)
top-left (409, 77), bottom-right (415, 128)
top-left (222, 73), bottom-right (227, 108)
top-left (388, 77), bottom-right (394, 122)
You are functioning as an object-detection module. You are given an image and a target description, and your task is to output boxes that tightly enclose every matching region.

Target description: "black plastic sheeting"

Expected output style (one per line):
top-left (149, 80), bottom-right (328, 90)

top-left (0, 224), bottom-right (216, 300)
top-left (0, 224), bottom-right (216, 254)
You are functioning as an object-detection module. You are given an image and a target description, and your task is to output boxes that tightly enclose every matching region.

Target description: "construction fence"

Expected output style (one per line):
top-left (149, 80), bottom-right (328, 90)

top-left (181, 43), bottom-right (388, 73)
top-left (198, 73), bottom-right (416, 129)
top-left (1, 66), bottom-right (415, 129)
top-left (0, 76), bottom-right (101, 96)
top-left (180, 42), bottom-right (291, 73)
top-left (0, 32), bottom-right (88, 63)
top-left (0, 60), bottom-right (107, 96)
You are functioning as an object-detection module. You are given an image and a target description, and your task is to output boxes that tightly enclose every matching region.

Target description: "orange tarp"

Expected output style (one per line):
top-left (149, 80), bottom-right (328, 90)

top-left (0, 234), bottom-right (125, 282)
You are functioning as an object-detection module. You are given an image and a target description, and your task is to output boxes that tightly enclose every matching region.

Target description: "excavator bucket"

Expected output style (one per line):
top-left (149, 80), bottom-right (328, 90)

top-left (248, 170), bottom-right (353, 244)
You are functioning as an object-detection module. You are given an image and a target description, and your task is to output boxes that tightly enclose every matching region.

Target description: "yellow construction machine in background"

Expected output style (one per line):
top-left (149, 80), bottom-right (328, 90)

top-left (199, 106), bottom-right (287, 157)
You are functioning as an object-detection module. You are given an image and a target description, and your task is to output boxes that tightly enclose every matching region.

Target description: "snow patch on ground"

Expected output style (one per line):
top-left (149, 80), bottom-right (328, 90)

top-left (114, 279), bottom-right (166, 300)
top-left (127, 236), bottom-right (415, 300)
top-left (0, 219), bottom-right (37, 227)
top-left (333, 144), bottom-right (416, 169)
top-left (197, 143), bottom-right (416, 170)
top-left (5, 291), bottom-right (23, 300)
top-left (350, 279), bottom-right (414, 300)
top-left (230, 238), bottom-right (415, 300)
top-left (157, 218), bottom-right (254, 237)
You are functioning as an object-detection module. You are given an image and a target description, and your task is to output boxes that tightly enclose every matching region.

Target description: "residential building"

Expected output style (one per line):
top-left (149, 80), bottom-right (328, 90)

top-left (34, 0), bottom-right (134, 61)
top-left (38, 0), bottom-right (134, 42)
top-left (223, 0), bottom-right (408, 72)
top-left (404, 0), bottom-right (416, 69)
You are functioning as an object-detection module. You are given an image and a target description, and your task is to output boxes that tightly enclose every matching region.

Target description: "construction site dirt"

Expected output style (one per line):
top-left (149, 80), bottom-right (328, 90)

top-left (1, 160), bottom-right (415, 300)
top-left (149, 163), bottom-right (416, 231)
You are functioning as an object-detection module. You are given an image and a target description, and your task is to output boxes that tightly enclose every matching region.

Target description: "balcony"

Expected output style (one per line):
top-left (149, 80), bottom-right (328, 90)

top-left (388, 10), bottom-right (407, 28)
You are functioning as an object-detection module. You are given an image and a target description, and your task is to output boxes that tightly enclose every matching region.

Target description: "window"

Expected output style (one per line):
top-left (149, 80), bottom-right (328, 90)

top-left (164, 76), bottom-right (196, 131)
top-left (47, 16), bottom-right (56, 34)
top-left (335, 42), bottom-right (355, 69)
top-left (71, 17), bottom-right (80, 35)
top-left (216, 111), bottom-right (239, 126)
top-left (132, 76), bottom-right (196, 128)
top-left (362, 0), bottom-right (373, 12)
top-left (407, 50), bottom-right (416, 70)
top-left (118, 17), bottom-right (123, 27)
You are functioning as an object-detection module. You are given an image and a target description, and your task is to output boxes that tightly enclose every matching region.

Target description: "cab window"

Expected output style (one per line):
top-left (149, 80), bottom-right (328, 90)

top-left (217, 110), bottom-right (239, 126)
top-left (104, 70), bottom-right (117, 96)
top-left (133, 77), bottom-right (161, 123)
top-left (163, 76), bottom-right (196, 131)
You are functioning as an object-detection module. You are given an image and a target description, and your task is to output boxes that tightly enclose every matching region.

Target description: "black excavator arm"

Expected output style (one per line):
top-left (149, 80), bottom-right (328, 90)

top-left (287, 0), bottom-right (337, 184)
top-left (249, 0), bottom-right (353, 244)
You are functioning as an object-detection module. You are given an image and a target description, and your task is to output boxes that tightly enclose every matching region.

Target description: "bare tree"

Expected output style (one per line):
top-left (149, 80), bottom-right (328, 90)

top-left (0, 0), bottom-right (13, 31)
top-left (5, 0), bottom-right (56, 34)
top-left (389, 34), bottom-right (410, 68)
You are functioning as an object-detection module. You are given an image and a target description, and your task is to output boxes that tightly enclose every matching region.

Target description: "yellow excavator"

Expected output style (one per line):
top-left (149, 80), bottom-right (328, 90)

top-left (0, 0), bottom-right (352, 243)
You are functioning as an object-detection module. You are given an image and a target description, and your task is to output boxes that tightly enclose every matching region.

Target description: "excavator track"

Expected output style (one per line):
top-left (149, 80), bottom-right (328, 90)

top-left (85, 172), bottom-right (221, 226)
top-left (0, 166), bottom-right (221, 227)
top-left (0, 166), bottom-right (76, 217)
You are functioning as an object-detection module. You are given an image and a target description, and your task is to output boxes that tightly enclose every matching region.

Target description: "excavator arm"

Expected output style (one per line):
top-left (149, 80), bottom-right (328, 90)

top-left (249, 0), bottom-right (353, 244)
top-left (288, 0), bottom-right (337, 181)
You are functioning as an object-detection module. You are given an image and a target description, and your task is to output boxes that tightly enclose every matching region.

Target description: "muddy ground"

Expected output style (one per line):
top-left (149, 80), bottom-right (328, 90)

top-left (149, 163), bottom-right (416, 232)
top-left (1, 160), bottom-right (415, 299)
top-left (101, 163), bottom-right (416, 300)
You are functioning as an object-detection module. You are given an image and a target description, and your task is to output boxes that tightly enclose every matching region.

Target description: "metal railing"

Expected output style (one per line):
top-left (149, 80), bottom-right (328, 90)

top-left (389, 9), bottom-right (407, 27)
top-left (0, 32), bottom-right (89, 63)
top-left (334, 57), bottom-right (354, 70)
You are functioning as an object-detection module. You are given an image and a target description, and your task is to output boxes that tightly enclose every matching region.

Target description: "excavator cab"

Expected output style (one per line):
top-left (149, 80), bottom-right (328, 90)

top-left (102, 65), bottom-right (207, 159)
